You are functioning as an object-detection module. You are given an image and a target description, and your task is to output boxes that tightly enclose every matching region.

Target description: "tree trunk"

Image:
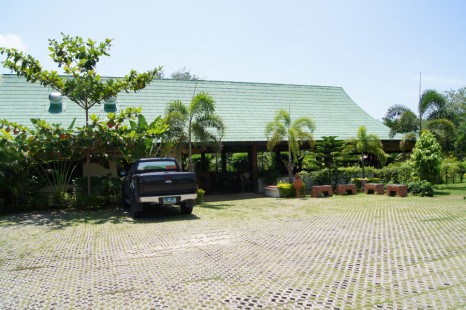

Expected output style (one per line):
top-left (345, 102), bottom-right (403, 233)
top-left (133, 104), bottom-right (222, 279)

top-left (86, 107), bottom-right (91, 195)
top-left (288, 142), bottom-right (293, 183)
top-left (361, 153), bottom-right (366, 179)
top-left (188, 117), bottom-right (193, 172)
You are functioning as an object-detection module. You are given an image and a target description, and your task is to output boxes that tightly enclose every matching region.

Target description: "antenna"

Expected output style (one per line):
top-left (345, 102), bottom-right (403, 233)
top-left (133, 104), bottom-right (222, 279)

top-left (192, 81), bottom-right (198, 99)
top-left (418, 72), bottom-right (422, 103)
top-left (418, 72), bottom-right (422, 132)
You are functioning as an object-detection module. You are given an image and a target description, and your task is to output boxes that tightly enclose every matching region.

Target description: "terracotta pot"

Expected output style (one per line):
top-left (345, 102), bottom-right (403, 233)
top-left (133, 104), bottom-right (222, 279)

top-left (293, 175), bottom-right (303, 198)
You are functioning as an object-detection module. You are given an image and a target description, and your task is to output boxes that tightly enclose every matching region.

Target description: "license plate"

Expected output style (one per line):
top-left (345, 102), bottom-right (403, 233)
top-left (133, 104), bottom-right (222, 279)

top-left (163, 197), bottom-right (176, 205)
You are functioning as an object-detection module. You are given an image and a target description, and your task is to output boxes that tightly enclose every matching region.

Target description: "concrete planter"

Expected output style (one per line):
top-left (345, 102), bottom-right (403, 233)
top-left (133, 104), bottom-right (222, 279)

top-left (264, 185), bottom-right (280, 198)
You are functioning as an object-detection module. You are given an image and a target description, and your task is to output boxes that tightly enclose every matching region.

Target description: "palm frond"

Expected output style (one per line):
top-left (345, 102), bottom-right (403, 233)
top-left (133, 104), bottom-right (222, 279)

top-left (265, 121), bottom-right (286, 140)
top-left (293, 116), bottom-right (316, 131)
top-left (274, 109), bottom-right (292, 127)
top-left (190, 92), bottom-right (215, 116)
top-left (419, 89), bottom-right (446, 119)
top-left (384, 104), bottom-right (412, 120)
top-left (266, 131), bottom-right (285, 151)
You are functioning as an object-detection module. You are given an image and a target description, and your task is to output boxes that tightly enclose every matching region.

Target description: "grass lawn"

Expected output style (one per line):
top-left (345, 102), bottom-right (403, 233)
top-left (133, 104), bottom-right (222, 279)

top-left (0, 185), bottom-right (465, 309)
top-left (435, 182), bottom-right (466, 197)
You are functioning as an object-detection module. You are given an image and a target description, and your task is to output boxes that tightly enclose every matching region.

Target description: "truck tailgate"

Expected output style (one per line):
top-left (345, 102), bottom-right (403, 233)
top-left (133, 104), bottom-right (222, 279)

top-left (136, 172), bottom-right (197, 196)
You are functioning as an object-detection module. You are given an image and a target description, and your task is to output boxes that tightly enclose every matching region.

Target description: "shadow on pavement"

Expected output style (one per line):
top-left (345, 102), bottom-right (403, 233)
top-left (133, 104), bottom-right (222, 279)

top-left (0, 209), bottom-right (131, 230)
top-left (132, 206), bottom-right (200, 223)
top-left (0, 206), bottom-right (201, 229)
top-left (203, 192), bottom-right (264, 203)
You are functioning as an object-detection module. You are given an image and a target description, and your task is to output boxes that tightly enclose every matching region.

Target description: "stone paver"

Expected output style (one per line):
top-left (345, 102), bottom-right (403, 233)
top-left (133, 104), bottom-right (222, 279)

top-left (0, 194), bottom-right (465, 309)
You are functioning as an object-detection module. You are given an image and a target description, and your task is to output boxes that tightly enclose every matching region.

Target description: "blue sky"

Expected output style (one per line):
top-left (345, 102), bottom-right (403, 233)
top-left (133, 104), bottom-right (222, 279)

top-left (1, 0), bottom-right (465, 120)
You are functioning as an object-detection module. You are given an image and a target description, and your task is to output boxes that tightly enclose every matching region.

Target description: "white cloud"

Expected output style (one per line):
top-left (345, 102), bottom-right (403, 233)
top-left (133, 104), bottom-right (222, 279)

top-left (0, 34), bottom-right (28, 51)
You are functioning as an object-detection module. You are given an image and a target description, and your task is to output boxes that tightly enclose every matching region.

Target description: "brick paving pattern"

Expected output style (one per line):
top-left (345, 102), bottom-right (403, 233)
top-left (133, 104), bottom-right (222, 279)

top-left (0, 194), bottom-right (465, 309)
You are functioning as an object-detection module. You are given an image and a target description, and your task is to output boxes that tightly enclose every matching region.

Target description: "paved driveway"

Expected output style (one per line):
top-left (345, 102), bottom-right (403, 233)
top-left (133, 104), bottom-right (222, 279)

top-left (0, 194), bottom-right (465, 309)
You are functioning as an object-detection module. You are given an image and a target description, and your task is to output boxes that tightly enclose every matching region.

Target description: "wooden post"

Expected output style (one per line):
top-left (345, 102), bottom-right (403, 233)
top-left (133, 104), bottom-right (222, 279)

top-left (249, 144), bottom-right (258, 192)
top-left (221, 148), bottom-right (227, 175)
top-left (201, 152), bottom-right (206, 172)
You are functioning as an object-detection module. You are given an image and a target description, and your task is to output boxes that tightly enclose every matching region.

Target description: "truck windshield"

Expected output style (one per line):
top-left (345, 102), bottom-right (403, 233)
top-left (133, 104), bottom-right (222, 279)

top-left (136, 160), bottom-right (178, 173)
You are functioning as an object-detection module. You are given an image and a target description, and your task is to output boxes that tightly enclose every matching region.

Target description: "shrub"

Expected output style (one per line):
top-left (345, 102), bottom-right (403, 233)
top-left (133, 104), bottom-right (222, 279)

top-left (440, 158), bottom-right (464, 184)
top-left (378, 162), bottom-right (412, 184)
top-left (260, 168), bottom-right (282, 185)
top-left (191, 154), bottom-right (212, 173)
top-left (277, 181), bottom-right (296, 198)
top-left (196, 188), bottom-right (205, 205)
top-left (410, 131), bottom-right (442, 183)
top-left (408, 180), bottom-right (434, 197)
top-left (227, 153), bottom-right (249, 173)
top-left (364, 166), bottom-right (380, 178)
top-left (338, 166), bottom-right (360, 184)
top-left (351, 177), bottom-right (382, 191)
top-left (351, 178), bottom-right (363, 190)
top-left (72, 176), bottom-right (122, 210)
top-left (308, 169), bottom-right (330, 185)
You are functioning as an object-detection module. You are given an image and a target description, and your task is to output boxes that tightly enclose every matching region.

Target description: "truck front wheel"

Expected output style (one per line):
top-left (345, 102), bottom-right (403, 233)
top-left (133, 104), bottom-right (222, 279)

top-left (180, 199), bottom-right (195, 214)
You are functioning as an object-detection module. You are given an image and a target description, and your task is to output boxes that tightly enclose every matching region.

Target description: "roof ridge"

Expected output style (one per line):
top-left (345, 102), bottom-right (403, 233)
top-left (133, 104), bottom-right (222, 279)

top-left (1, 73), bottom-right (341, 89)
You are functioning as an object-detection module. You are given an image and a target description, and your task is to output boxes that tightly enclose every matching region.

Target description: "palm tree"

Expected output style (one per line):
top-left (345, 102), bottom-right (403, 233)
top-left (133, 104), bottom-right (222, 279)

top-left (384, 89), bottom-right (448, 136)
top-left (347, 126), bottom-right (387, 179)
top-left (265, 109), bottom-right (316, 183)
top-left (164, 92), bottom-right (225, 172)
top-left (383, 104), bottom-right (418, 138)
top-left (418, 89), bottom-right (447, 132)
top-left (383, 90), bottom-right (457, 153)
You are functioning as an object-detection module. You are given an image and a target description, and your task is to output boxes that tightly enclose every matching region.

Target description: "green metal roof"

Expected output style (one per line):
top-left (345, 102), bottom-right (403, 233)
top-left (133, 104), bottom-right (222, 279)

top-left (0, 74), bottom-right (393, 142)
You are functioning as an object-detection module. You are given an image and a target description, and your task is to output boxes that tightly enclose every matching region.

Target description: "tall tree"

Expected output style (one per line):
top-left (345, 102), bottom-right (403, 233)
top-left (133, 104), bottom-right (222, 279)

top-left (164, 92), bottom-right (224, 172)
top-left (444, 87), bottom-right (466, 158)
top-left (170, 67), bottom-right (201, 80)
top-left (265, 109), bottom-right (316, 183)
top-left (454, 121), bottom-right (466, 160)
top-left (0, 34), bottom-right (161, 194)
top-left (443, 87), bottom-right (466, 125)
top-left (346, 126), bottom-right (387, 178)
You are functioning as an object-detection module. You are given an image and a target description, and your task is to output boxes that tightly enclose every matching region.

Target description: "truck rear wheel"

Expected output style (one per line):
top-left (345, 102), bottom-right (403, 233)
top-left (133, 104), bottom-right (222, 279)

top-left (130, 203), bottom-right (143, 219)
top-left (180, 199), bottom-right (195, 214)
top-left (129, 194), bottom-right (144, 219)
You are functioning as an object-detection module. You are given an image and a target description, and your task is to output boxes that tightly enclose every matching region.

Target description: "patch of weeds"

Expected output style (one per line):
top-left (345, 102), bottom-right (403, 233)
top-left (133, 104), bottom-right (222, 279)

top-left (183, 276), bottom-right (224, 283)
top-left (423, 216), bottom-right (458, 222)
top-left (14, 265), bottom-right (47, 271)
top-left (103, 288), bottom-right (138, 295)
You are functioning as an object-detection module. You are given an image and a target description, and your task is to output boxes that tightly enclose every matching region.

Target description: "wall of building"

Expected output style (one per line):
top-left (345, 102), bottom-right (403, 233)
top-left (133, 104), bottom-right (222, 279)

top-left (82, 161), bottom-right (119, 178)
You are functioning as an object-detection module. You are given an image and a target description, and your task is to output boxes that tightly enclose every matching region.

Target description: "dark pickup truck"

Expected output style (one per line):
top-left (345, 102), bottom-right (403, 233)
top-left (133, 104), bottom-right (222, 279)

top-left (122, 158), bottom-right (197, 218)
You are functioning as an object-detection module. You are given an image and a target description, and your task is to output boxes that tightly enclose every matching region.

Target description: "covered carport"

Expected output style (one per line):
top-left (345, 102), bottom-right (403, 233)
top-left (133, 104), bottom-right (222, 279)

top-left (1, 75), bottom-right (406, 193)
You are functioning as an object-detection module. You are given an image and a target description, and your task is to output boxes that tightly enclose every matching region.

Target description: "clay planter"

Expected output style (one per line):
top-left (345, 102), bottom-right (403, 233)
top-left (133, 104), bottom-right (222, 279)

top-left (264, 186), bottom-right (280, 198)
top-left (293, 174), bottom-right (303, 198)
